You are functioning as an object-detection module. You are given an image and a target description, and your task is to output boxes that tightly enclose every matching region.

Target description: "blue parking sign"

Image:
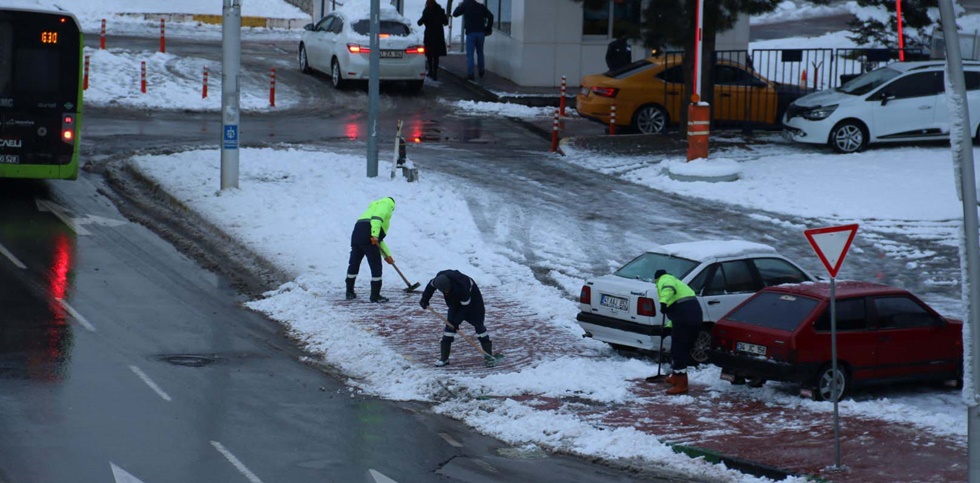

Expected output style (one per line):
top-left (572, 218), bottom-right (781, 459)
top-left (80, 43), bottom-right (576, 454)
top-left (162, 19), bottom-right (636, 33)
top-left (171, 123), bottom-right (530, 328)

top-left (223, 124), bottom-right (238, 150)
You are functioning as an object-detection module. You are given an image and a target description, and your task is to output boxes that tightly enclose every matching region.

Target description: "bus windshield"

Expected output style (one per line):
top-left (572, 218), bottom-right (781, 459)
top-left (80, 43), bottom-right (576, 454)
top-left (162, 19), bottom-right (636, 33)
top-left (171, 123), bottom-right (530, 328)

top-left (0, 7), bottom-right (83, 180)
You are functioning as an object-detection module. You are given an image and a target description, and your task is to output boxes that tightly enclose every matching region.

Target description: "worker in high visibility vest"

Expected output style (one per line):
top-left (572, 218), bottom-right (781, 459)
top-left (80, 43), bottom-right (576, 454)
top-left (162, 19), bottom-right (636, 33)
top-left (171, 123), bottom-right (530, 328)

top-left (653, 269), bottom-right (703, 395)
top-left (346, 197), bottom-right (396, 303)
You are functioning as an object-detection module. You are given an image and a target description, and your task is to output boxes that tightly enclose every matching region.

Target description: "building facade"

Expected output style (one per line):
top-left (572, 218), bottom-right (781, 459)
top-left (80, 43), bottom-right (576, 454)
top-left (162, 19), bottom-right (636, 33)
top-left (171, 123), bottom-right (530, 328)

top-left (303, 0), bottom-right (748, 88)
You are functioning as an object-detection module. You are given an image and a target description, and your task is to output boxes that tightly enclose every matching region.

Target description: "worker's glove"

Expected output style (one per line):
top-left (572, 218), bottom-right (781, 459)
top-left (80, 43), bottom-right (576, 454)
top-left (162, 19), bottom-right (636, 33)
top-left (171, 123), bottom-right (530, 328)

top-left (660, 303), bottom-right (667, 314)
top-left (370, 237), bottom-right (379, 246)
top-left (419, 299), bottom-right (429, 309)
top-left (384, 256), bottom-right (394, 264)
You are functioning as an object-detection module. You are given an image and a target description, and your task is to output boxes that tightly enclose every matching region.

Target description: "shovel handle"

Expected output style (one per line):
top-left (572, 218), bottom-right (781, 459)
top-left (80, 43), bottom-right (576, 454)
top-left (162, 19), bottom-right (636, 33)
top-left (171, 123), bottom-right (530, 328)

top-left (426, 307), bottom-right (492, 359)
top-left (391, 262), bottom-right (413, 287)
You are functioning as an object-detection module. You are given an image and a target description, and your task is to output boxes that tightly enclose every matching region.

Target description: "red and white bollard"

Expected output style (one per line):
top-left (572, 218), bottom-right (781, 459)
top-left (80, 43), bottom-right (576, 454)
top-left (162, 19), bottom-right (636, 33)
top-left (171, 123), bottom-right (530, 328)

top-left (100, 19), bottom-right (106, 49)
top-left (160, 18), bottom-right (166, 53)
top-left (83, 55), bottom-right (90, 91)
top-left (269, 68), bottom-right (277, 107)
top-left (140, 61), bottom-right (147, 94)
top-left (609, 103), bottom-right (617, 135)
top-left (202, 65), bottom-right (208, 99)
top-left (559, 75), bottom-right (566, 117)
top-left (550, 108), bottom-right (560, 152)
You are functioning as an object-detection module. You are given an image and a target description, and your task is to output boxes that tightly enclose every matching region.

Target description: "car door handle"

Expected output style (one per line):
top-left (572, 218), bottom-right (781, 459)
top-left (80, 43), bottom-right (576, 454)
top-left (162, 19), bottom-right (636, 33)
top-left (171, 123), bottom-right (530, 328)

top-left (707, 300), bottom-right (721, 305)
top-left (919, 106), bottom-right (932, 110)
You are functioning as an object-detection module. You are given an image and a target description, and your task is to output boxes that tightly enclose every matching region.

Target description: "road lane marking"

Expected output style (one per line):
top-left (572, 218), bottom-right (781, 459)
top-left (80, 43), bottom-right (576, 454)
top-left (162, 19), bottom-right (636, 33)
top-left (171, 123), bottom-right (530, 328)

top-left (211, 441), bottom-right (265, 483)
top-left (60, 300), bottom-right (97, 332)
top-left (0, 242), bottom-right (26, 269)
top-left (129, 365), bottom-right (172, 402)
top-left (35, 199), bottom-right (91, 236)
top-left (439, 432), bottom-right (463, 448)
top-left (368, 469), bottom-right (400, 483)
top-left (110, 462), bottom-right (146, 483)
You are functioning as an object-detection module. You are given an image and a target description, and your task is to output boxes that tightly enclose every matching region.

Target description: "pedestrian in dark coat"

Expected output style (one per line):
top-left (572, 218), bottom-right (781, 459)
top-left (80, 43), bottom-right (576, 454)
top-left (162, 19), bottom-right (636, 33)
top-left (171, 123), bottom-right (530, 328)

top-left (418, 0), bottom-right (449, 80)
top-left (420, 269), bottom-right (493, 366)
top-left (605, 31), bottom-right (632, 70)
top-left (452, 0), bottom-right (493, 80)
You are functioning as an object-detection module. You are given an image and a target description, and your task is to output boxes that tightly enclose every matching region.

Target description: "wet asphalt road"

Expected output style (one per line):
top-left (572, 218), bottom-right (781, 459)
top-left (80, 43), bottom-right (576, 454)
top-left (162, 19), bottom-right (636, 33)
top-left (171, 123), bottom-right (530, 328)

top-left (0, 36), bottom-right (694, 483)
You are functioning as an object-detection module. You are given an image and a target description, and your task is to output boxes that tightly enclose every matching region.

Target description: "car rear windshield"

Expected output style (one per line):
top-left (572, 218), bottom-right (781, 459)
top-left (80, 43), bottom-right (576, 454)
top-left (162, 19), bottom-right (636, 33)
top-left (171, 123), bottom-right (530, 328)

top-left (614, 253), bottom-right (698, 283)
top-left (725, 291), bottom-right (820, 331)
top-left (352, 20), bottom-right (411, 36)
top-left (606, 60), bottom-right (656, 79)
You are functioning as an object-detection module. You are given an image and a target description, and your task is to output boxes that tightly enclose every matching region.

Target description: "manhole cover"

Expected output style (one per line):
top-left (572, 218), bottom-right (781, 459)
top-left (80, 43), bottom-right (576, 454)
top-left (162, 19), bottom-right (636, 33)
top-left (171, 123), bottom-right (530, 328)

top-left (159, 355), bottom-right (217, 367)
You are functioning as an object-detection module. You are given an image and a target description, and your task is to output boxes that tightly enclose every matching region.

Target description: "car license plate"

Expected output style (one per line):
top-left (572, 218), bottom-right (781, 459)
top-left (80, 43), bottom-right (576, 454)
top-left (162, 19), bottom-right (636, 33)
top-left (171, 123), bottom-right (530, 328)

top-left (736, 341), bottom-right (766, 356)
top-left (600, 294), bottom-right (628, 311)
top-left (0, 154), bottom-right (19, 164)
top-left (380, 50), bottom-right (403, 59)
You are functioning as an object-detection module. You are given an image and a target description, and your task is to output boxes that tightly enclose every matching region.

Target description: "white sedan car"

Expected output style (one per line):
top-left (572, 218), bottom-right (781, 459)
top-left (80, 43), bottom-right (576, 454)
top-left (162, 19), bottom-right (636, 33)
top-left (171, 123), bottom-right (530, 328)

top-left (576, 240), bottom-right (815, 364)
top-left (783, 60), bottom-right (980, 153)
top-left (298, 5), bottom-right (427, 92)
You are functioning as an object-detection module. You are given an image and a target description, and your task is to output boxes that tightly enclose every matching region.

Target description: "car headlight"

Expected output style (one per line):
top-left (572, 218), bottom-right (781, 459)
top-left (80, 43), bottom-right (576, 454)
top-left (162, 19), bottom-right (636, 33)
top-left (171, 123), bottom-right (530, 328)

top-left (802, 104), bottom-right (838, 121)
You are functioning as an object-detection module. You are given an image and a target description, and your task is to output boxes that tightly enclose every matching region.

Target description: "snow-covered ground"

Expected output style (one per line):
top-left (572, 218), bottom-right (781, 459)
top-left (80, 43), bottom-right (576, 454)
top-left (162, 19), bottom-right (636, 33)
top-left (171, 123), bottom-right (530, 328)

top-left (43, 0), bottom-right (980, 480)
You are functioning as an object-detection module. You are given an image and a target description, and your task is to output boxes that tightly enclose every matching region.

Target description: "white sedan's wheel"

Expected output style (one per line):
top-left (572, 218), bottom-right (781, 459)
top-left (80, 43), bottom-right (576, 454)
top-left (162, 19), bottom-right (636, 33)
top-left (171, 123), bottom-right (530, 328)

top-left (298, 45), bottom-right (311, 74)
top-left (830, 121), bottom-right (866, 154)
top-left (331, 59), bottom-right (345, 89)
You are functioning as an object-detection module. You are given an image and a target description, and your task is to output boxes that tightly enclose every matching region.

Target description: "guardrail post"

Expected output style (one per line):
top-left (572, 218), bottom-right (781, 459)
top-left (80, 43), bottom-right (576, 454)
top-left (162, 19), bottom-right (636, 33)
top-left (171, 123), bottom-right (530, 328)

top-left (83, 55), bottom-right (90, 90)
top-left (559, 76), bottom-right (567, 117)
top-left (269, 68), bottom-right (276, 107)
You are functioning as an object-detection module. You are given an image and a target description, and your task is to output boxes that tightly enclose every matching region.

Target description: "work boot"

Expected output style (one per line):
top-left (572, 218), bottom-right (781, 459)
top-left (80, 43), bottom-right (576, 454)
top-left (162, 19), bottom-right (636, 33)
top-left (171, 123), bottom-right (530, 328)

top-left (665, 373), bottom-right (688, 395)
top-left (436, 336), bottom-right (452, 367)
top-left (345, 278), bottom-right (357, 300)
top-left (664, 373), bottom-right (677, 386)
top-left (479, 337), bottom-right (493, 358)
top-left (369, 281), bottom-right (388, 303)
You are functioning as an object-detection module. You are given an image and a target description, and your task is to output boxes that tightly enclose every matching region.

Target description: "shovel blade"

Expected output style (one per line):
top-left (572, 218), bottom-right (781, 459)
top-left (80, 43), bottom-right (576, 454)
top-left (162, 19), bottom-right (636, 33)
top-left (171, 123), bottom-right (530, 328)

top-left (404, 282), bottom-right (421, 293)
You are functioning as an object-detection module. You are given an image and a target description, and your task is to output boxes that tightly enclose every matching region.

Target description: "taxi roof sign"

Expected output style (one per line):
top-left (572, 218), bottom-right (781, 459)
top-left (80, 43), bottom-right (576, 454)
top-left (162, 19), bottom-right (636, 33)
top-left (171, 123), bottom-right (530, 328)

top-left (804, 224), bottom-right (859, 278)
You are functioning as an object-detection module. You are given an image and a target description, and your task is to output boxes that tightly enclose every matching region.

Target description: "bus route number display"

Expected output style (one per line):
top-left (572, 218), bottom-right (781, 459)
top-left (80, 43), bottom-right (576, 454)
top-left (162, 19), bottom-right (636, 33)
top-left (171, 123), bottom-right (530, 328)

top-left (41, 31), bottom-right (58, 44)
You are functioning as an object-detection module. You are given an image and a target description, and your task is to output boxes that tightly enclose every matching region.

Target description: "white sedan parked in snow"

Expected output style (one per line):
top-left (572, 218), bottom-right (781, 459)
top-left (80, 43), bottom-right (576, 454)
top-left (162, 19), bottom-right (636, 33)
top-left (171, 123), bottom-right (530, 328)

top-left (576, 240), bottom-right (815, 364)
top-left (298, 5), bottom-right (427, 92)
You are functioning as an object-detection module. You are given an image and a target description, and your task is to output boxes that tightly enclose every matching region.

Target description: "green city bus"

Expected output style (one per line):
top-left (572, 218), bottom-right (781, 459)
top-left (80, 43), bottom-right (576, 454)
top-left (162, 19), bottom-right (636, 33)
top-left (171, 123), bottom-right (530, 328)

top-left (0, 5), bottom-right (83, 180)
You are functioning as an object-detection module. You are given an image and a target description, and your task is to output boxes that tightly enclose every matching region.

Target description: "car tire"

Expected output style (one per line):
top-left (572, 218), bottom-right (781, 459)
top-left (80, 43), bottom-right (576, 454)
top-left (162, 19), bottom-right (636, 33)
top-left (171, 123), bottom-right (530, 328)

top-left (689, 328), bottom-right (711, 365)
top-left (746, 375), bottom-right (767, 388)
top-left (330, 59), bottom-right (346, 89)
top-left (829, 120), bottom-right (867, 154)
top-left (298, 44), bottom-right (311, 74)
top-left (633, 104), bottom-right (668, 134)
top-left (811, 364), bottom-right (849, 402)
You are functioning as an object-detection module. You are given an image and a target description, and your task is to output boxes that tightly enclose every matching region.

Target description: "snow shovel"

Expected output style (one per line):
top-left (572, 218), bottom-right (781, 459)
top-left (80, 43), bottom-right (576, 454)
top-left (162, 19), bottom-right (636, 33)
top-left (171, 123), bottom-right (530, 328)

top-left (426, 307), bottom-right (499, 366)
top-left (645, 313), bottom-right (670, 383)
top-left (391, 261), bottom-right (421, 292)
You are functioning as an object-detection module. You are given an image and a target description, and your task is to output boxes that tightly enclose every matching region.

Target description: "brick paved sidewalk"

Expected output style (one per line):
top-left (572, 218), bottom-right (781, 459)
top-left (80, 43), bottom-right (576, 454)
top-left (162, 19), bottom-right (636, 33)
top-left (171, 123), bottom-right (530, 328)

top-left (341, 287), bottom-right (967, 483)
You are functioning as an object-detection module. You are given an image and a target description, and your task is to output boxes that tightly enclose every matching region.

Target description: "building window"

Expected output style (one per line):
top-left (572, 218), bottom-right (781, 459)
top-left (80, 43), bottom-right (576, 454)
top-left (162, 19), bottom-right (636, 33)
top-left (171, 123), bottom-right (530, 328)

top-left (583, 0), bottom-right (640, 38)
top-left (486, 0), bottom-right (512, 35)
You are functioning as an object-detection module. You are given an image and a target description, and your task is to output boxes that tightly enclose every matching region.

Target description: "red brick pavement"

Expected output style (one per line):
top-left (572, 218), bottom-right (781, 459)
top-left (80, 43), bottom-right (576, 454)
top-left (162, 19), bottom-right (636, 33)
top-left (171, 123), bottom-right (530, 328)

top-left (343, 287), bottom-right (966, 482)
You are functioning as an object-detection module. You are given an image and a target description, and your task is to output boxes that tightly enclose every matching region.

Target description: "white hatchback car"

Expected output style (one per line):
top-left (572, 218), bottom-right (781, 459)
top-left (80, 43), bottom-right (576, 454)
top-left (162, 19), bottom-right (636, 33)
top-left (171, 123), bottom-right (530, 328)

top-left (783, 60), bottom-right (980, 153)
top-left (576, 240), bottom-right (815, 364)
top-left (298, 5), bottom-right (427, 92)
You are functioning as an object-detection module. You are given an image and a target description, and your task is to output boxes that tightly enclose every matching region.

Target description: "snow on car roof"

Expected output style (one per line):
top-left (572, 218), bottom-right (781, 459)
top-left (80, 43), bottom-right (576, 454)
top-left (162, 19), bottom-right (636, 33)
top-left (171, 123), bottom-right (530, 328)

top-left (333, 2), bottom-right (409, 23)
top-left (654, 240), bottom-right (778, 261)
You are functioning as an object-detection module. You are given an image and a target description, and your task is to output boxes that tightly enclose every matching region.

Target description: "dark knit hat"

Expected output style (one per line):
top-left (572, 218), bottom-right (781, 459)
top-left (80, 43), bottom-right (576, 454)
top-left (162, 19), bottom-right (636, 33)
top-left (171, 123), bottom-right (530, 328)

top-left (654, 269), bottom-right (667, 280)
top-left (432, 274), bottom-right (451, 292)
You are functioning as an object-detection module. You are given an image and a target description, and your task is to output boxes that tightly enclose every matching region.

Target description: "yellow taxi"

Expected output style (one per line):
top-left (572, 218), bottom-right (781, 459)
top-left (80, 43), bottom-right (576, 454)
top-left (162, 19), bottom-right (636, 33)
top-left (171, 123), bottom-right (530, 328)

top-left (576, 56), bottom-right (784, 134)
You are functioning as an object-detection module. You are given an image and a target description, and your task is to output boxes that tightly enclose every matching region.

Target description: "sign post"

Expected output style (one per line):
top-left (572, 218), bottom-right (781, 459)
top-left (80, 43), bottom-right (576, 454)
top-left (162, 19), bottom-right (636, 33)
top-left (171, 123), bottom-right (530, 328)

top-left (804, 223), bottom-right (859, 472)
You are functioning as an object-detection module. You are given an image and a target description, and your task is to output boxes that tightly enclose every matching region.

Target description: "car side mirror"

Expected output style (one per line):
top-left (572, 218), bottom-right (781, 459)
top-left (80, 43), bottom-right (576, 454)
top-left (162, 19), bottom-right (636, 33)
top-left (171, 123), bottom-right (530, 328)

top-left (879, 91), bottom-right (895, 106)
top-left (304, 23), bottom-right (313, 31)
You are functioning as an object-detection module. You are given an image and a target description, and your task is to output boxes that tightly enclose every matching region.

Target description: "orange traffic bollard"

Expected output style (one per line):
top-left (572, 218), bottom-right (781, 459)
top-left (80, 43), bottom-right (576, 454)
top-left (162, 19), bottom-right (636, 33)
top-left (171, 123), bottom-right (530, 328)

top-left (550, 108), bottom-right (560, 152)
top-left (160, 18), bottom-right (166, 53)
top-left (687, 103), bottom-right (710, 161)
top-left (141, 61), bottom-right (147, 94)
top-left (202, 65), bottom-right (208, 99)
top-left (269, 68), bottom-right (277, 107)
top-left (609, 103), bottom-right (616, 135)
top-left (559, 76), bottom-right (566, 117)
top-left (83, 55), bottom-right (90, 90)
top-left (100, 19), bottom-right (106, 49)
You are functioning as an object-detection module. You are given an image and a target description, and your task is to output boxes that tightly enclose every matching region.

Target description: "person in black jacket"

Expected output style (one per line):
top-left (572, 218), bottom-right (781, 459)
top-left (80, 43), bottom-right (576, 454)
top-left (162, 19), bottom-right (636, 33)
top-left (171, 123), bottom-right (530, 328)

top-left (605, 31), bottom-right (632, 70)
top-left (417, 0), bottom-right (449, 80)
top-left (452, 0), bottom-right (493, 80)
top-left (420, 269), bottom-right (493, 366)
